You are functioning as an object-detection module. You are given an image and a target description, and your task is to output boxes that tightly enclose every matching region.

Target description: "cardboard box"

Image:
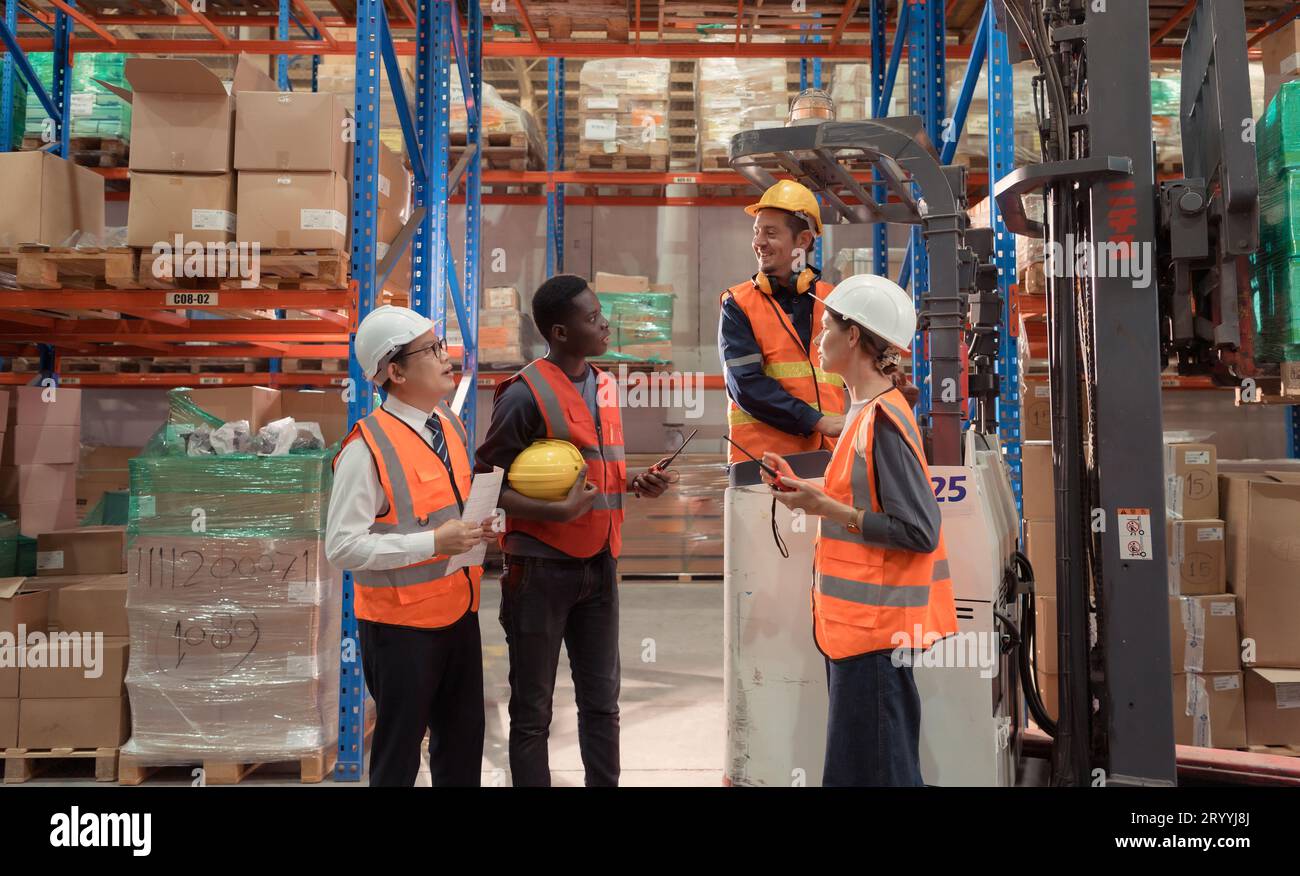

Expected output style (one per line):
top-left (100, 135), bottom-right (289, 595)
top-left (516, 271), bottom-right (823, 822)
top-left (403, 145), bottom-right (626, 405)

top-left (0, 579), bottom-right (49, 635)
top-left (1244, 668), bottom-right (1300, 746)
top-left (127, 172), bottom-right (236, 246)
top-left (1172, 672), bottom-right (1247, 749)
top-left (178, 386), bottom-right (282, 433)
top-left (1024, 519), bottom-right (1056, 598)
top-left (0, 667), bottom-right (15, 698)
top-left (36, 526), bottom-right (127, 577)
top-left (1260, 20), bottom-right (1300, 105)
top-left (17, 695), bottom-right (130, 748)
top-left (98, 56), bottom-right (275, 173)
top-left (279, 389), bottom-right (348, 446)
top-left (485, 286), bottom-right (520, 310)
top-left (0, 501), bottom-right (77, 538)
top-left (9, 385), bottom-right (79, 429)
top-left (1020, 441), bottom-right (1054, 521)
top-left (77, 446), bottom-right (136, 510)
top-left (0, 151), bottom-right (105, 247)
top-left (1280, 361), bottom-right (1300, 397)
top-left (1220, 473), bottom-right (1300, 668)
top-left (377, 140), bottom-right (408, 213)
top-left (0, 699), bottom-right (15, 747)
top-left (1163, 440), bottom-right (1218, 520)
top-left (3, 425), bottom-right (80, 466)
top-left (592, 272), bottom-right (650, 294)
top-left (237, 171), bottom-right (350, 251)
top-left (1165, 518), bottom-right (1226, 595)
top-left (0, 501), bottom-right (76, 535)
top-left (57, 576), bottom-right (128, 636)
top-left (19, 573), bottom-right (105, 629)
top-left (1037, 670), bottom-right (1058, 723)
top-left (20, 637), bottom-right (129, 698)
top-left (1035, 595), bottom-right (1057, 674)
top-left (0, 463), bottom-right (76, 506)
top-left (1020, 373), bottom-right (1051, 441)
top-left (1169, 595), bottom-right (1240, 674)
top-left (236, 91), bottom-right (350, 173)
top-left (127, 536), bottom-right (334, 608)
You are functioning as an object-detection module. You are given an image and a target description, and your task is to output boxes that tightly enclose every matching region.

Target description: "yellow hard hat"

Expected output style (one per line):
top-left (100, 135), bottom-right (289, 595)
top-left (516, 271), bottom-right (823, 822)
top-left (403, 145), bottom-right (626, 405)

top-left (508, 439), bottom-right (585, 501)
top-left (745, 179), bottom-right (823, 237)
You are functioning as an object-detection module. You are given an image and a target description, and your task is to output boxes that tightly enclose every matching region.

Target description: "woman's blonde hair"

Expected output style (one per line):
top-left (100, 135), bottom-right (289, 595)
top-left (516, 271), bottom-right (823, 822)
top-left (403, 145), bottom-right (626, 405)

top-left (828, 310), bottom-right (920, 406)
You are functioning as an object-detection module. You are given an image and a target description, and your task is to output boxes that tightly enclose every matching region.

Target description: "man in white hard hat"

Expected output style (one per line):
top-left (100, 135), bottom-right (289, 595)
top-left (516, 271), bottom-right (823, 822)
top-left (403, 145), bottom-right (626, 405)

top-left (762, 275), bottom-right (957, 786)
top-left (325, 304), bottom-right (494, 786)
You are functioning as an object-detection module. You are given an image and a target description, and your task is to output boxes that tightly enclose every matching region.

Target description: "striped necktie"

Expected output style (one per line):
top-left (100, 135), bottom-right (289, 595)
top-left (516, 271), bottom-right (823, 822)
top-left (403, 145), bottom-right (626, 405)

top-left (425, 414), bottom-right (452, 469)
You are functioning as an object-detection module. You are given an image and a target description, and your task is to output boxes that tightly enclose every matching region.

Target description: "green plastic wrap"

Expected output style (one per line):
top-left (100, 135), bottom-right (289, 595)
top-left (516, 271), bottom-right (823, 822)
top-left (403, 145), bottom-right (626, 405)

top-left (596, 292), bottom-right (674, 363)
top-left (1251, 81), bottom-right (1300, 361)
top-left (123, 389), bottom-right (340, 763)
top-left (23, 53), bottom-right (132, 141)
top-left (82, 489), bottom-right (130, 527)
top-left (7, 73), bottom-right (26, 150)
top-left (17, 535), bottom-right (36, 576)
top-left (0, 516), bottom-right (17, 576)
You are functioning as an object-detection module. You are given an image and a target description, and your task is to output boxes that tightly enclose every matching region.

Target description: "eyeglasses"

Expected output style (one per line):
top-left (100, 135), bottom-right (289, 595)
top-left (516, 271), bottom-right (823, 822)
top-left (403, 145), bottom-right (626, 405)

top-left (394, 337), bottom-right (449, 361)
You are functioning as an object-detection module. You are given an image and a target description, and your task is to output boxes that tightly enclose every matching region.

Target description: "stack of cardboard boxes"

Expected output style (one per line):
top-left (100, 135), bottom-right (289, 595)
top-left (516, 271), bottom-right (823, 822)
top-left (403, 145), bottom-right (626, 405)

top-left (1020, 438), bottom-right (1059, 718)
top-left (0, 528), bottom-right (132, 751)
top-left (116, 58), bottom-right (273, 251)
top-left (1218, 461), bottom-right (1300, 750)
top-left (1162, 436), bottom-right (1244, 748)
top-left (591, 272), bottom-right (675, 363)
top-left (121, 385), bottom-right (340, 762)
top-left (77, 446), bottom-right (138, 520)
top-left (0, 387), bottom-right (82, 537)
top-left (578, 59), bottom-right (670, 165)
top-left (235, 76), bottom-right (351, 253)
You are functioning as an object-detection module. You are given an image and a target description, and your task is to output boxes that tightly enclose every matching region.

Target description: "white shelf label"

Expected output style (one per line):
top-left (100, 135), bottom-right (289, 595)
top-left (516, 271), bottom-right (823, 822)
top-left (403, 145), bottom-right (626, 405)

top-left (198, 376), bottom-right (225, 385)
top-left (36, 550), bottom-right (65, 571)
top-left (300, 209), bottom-right (347, 234)
top-left (191, 209), bottom-right (235, 233)
top-left (165, 291), bottom-right (219, 307)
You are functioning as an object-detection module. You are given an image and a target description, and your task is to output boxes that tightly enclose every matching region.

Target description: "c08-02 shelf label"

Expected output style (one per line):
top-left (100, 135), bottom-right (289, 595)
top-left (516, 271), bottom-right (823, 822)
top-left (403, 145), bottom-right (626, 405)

top-left (166, 292), bottom-right (219, 307)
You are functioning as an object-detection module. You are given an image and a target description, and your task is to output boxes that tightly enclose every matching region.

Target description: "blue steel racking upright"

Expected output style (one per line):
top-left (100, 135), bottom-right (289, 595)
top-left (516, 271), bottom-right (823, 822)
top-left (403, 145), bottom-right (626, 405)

top-left (337, 0), bottom-right (483, 781)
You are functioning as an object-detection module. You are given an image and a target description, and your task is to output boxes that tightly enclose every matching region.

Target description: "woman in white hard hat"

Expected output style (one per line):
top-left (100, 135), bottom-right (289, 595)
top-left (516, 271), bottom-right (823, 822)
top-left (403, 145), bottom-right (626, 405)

top-left (325, 305), bottom-right (494, 786)
top-left (762, 274), bottom-right (959, 786)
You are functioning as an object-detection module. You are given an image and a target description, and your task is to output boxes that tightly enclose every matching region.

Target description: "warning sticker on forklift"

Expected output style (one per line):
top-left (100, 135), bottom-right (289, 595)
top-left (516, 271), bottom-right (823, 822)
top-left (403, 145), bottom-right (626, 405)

top-left (1116, 508), bottom-right (1152, 560)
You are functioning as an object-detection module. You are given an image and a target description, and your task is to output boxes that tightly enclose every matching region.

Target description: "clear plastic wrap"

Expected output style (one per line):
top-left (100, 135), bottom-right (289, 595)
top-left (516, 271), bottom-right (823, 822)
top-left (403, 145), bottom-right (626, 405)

top-left (596, 292), bottom-right (674, 363)
top-left (620, 453), bottom-right (725, 575)
top-left (697, 58), bottom-right (790, 165)
top-left (122, 390), bottom-right (339, 763)
top-left (578, 59), bottom-right (670, 158)
top-left (450, 80), bottom-right (545, 167)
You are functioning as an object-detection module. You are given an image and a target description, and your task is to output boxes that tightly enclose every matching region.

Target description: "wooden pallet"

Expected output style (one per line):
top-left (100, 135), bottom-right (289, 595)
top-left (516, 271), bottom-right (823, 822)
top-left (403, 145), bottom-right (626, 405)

top-left (1244, 744), bottom-right (1300, 758)
top-left (574, 153), bottom-right (669, 172)
top-left (218, 249), bottom-right (349, 291)
top-left (22, 135), bottom-right (129, 168)
top-left (281, 357), bottom-right (347, 374)
top-left (492, 1), bottom-right (628, 40)
top-left (5, 356), bottom-right (143, 374)
top-left (142, 357), bottom-right (265, 374)
top-left (451, 131), bottom-right (544, 171)
top-left (0, 245), bottom-right (137, 290)
top-left (119, 744), bottom-right (335, 786)
top-left (2, 746), bottom-right (119, 784)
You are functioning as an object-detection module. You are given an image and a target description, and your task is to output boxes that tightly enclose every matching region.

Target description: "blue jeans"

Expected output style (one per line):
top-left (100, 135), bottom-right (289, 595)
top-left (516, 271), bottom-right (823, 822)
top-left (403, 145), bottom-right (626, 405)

top-left (823, 652), bottom-right (925, 787)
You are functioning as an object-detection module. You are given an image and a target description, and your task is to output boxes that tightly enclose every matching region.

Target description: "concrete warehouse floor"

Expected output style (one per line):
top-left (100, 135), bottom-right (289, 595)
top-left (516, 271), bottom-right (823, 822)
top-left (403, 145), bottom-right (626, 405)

top-left (14, 577), bottom-right (1051, 788)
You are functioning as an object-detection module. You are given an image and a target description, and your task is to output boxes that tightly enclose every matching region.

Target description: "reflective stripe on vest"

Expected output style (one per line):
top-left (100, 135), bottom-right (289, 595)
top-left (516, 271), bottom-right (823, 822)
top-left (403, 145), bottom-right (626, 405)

top-left (812, 387), bottom-right (958, 660)
top-left (721, 277), bottom-right (846, 461)
top-left (502, 359), bottom-right (627, 559)
top-left (333, 406), bottom-right (482, 629)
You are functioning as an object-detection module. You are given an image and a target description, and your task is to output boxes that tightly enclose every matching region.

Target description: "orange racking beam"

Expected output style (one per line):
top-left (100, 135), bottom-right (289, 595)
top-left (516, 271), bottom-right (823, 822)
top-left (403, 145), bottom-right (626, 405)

top-left (45, 0), bottom-right (118, 44)
top-left (290, 0), bottom-right (338, 48)
top-left (1150, 0), bottom-right (1196, 46)
top-left (0, 372), bottom-right (352, 388)
top-left (1248, 2), bottom-right (1300, 47)
top-left (0, 291), bottom-right (350, 309)
top-left (509, 0), bottom-right (541, 50)
top-left (831, 1), bottom-right (862, 47)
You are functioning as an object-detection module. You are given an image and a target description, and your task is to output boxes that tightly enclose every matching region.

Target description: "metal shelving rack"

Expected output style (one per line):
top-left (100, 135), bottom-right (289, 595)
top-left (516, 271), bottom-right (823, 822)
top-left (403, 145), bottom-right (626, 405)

top-left (0, 0), bottom-right (1294, 786)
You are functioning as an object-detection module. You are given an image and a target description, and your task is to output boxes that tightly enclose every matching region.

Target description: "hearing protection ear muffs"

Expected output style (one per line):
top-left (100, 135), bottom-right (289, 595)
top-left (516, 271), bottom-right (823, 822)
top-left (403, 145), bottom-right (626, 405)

top-left (754, 267), bottom-right (818, 296)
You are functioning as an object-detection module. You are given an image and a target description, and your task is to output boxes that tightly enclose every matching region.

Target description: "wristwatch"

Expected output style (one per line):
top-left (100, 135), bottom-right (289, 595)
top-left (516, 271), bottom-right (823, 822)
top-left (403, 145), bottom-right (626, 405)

top-left (844, 508), bottom-right (862, 535)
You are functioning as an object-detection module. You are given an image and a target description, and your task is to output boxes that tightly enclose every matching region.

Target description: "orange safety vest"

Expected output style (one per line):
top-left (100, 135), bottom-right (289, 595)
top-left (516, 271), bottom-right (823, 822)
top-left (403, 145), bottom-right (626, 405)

top-left (721, 276), bottom-right (846, 463)
top-left (812, 387), bottom-right (958, 660)
top-left (334, 403), bottom-right (482, 629)
top-left (499, 358), bottom-right (627, 559)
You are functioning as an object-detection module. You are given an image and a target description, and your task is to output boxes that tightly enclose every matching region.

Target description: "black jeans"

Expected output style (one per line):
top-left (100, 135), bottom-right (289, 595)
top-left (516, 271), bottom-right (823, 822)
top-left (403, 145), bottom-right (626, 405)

top-left (823, 652), bottom-right (925, 787)
top-left (359, 611), bottom-right (485, 787)
top-left (499, 551), bottom-right (621, 787)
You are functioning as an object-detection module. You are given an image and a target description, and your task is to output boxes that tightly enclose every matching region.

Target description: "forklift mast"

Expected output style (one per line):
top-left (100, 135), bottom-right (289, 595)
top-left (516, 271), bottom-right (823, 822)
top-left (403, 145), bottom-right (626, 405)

top-left (995, 0), bottom-right (1258, 785)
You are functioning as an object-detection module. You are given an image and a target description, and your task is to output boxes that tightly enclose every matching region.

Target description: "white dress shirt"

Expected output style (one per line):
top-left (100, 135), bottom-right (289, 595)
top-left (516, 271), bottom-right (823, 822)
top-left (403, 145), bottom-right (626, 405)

top-left (324, 395), bottom-right (445, 571)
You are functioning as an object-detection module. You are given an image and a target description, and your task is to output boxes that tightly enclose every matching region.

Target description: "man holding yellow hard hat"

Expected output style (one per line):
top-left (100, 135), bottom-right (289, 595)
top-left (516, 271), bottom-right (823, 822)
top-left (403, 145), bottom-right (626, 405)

top-left (476, 273), bottom-right (673, 786)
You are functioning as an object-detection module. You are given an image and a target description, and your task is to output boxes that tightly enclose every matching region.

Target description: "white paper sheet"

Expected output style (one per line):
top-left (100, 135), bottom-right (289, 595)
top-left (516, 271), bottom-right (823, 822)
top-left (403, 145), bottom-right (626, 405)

top-left (446, 466), bottom-right (504, 573)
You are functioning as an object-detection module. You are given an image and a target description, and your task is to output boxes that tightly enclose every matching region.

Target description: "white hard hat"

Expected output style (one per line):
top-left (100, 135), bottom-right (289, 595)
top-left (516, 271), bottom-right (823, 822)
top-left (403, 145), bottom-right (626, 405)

top-left (820, 274), bottom-right (916, 350)
top-left (355, 305), bottom-right (434, 382)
